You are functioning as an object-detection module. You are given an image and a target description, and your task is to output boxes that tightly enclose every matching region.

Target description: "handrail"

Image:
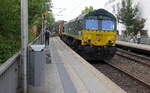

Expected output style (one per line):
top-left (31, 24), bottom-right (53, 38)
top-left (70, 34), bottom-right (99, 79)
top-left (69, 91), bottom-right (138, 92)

top-left (0, 52), bottom-right (20, 76)
top-left (0, 33), bottom-right (43, 76)
top-left (28, 34), bottom-right (42, 45)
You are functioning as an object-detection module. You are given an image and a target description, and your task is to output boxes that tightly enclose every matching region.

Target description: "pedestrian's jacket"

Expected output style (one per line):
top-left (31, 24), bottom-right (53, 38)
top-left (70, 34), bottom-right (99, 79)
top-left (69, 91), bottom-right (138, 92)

top-left (45, 31), bottom-right (50, 38)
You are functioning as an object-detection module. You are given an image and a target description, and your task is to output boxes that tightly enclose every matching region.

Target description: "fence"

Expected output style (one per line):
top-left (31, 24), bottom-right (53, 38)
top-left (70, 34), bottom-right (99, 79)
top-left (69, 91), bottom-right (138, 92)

top-left (0, 34), bottom-right (43, 93)
top-left (0, 52), bottom-right (20, 93)
top-left (117, 35), bottom-right (150, 45)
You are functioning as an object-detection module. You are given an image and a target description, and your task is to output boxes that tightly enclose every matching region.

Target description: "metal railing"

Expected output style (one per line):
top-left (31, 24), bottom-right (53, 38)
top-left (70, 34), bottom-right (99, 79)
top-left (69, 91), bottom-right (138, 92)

top-left (117, 35), bottom-right (150, 45)
top-left (0, 52), bottom-right (21, 93)
top-left (0, 34), bottom-right (43, 93)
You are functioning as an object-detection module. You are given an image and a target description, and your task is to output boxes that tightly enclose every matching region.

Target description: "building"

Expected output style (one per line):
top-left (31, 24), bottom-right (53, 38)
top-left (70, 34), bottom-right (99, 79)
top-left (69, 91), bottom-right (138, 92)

top-left (105, 0), bottom-right (150, 36)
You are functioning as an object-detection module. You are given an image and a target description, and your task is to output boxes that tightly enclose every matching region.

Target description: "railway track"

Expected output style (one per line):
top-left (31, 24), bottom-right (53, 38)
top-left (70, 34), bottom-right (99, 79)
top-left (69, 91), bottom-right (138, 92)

top-left (92, 62), bottom-right (150, 93)
top-left (106, 49), bottom-right (150, 88)
top-left (116, 48), bottom-right (150, 67)
top-left (91, 48), bottom-right (150, 93)
top-left (107, 49), bottom-right (150, 87)
top-left (106, 61), bottom-right (150, 88)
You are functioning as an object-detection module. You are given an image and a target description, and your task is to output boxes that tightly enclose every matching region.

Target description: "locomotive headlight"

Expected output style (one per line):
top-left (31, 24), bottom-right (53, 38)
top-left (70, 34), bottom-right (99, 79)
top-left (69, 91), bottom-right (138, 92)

top-left (84, 38), bottom-right (91, 43)
top-left (108, 40), bottom-right (114, 44)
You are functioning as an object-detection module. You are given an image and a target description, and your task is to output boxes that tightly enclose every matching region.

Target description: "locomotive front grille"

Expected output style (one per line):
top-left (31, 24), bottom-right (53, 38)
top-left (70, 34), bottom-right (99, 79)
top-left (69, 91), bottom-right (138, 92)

top-left (81, 30), bottom-right (116, 46)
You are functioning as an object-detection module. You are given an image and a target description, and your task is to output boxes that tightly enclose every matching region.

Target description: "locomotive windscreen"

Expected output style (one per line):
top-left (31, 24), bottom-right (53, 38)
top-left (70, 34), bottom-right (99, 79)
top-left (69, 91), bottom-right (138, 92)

top-left (102, 20), bottom-right (115, 31)
top-left (85, 19), bottom-right (98, 30)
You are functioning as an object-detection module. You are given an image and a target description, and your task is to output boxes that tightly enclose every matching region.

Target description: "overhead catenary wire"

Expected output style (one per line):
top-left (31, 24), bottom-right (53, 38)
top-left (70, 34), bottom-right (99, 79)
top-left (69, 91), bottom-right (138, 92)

top-left (63, 0), bottom-right (89, 20)
top-left (52, 0), bottom-right (89, 20)
top-left (70, 0), bottom-right (89, 13)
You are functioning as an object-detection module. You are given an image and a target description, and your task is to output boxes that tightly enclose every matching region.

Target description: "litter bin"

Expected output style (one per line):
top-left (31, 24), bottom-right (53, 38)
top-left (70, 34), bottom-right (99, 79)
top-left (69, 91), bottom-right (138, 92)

top-left (28, 44), bottom-right (45, 86)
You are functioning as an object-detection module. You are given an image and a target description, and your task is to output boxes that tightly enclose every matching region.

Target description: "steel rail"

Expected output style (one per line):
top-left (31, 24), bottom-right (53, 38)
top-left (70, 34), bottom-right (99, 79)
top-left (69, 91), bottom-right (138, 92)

top-left (105, 60), bottom-right (150, 89)
top-left (116, 48), bottom-right (150, 67)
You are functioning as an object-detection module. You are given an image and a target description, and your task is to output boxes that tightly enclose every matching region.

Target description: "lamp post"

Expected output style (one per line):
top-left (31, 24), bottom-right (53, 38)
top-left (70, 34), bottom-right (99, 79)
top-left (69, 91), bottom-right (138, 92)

top-left (21, 0), bottom-right (28, 92)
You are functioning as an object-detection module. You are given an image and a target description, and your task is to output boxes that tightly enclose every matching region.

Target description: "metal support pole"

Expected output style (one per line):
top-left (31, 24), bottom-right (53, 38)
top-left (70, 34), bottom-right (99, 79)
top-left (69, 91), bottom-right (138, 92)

top-left (21, 0), bottom-right (28, 92)
top-left (42, 15), bottom-right (44, 44)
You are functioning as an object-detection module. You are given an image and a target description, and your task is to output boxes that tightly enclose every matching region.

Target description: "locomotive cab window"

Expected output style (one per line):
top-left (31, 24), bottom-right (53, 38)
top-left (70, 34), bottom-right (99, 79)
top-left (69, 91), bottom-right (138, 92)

top-left (102, 20), bottom-right (115, 31)
top-left (85, 19), bottom-right (98, 30)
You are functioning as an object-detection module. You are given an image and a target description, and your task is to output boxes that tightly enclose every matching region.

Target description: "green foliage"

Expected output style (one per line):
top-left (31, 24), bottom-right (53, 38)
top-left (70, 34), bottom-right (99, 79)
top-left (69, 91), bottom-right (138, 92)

top-left (0, 39), bottom-right (20, 63)
top-left (0, 0), bottom-right (20, 63)
top-left (132, 18), bottom-right (146, 35)
top-left (48, 13), bottom-right (55, 30)
top-left (29, 0), bottom-right (46, 26)
top-left (29, 0), bottom-right (54, 34)
top-left (0, 0), bottom-right (54, 63)
top-left (117, 0), bottom-right (146, 36)
top-left (81, 6), bottom-right (94, 14)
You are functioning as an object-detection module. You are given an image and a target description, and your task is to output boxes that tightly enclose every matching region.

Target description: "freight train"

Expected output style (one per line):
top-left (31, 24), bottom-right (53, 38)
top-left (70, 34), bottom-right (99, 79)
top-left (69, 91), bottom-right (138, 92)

top-left (53, 9), bottom-right (117, 61)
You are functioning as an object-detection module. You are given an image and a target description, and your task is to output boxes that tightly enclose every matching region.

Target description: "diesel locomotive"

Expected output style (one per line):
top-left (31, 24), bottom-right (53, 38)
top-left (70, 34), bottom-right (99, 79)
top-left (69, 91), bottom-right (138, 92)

top-left (58, 9), bottom-right (117, 61)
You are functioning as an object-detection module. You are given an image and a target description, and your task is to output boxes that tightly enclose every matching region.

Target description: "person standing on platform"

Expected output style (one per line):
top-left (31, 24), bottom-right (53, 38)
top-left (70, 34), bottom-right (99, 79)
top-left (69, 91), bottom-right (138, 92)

top-left (137, 31), bottom-right (141, 44)
top-left (45, 28), bottom-right (50, 46)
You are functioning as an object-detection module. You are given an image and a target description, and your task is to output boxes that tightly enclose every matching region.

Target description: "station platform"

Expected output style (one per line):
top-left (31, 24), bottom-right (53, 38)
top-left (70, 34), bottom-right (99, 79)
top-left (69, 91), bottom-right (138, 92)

top-left (116, 40), bottom-right (150, 51)
top-left (29, 37), bottom-right (126, 93)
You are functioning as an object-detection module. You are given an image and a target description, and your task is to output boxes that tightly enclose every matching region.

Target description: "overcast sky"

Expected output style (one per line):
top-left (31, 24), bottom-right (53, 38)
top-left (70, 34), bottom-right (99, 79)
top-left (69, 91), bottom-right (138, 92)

top-left (51, 0), bottom-right (107, 21)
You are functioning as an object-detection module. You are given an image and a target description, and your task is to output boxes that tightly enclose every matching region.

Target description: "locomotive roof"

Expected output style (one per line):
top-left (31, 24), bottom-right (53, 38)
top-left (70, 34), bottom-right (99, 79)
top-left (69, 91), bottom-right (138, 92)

top-left (77, 9), bottom-right (116, 21)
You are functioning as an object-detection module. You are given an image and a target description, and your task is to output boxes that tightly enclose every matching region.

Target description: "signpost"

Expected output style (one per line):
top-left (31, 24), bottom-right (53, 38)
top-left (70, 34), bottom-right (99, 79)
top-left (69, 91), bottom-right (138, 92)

top-left (21, 0), bottom-right (28, 92)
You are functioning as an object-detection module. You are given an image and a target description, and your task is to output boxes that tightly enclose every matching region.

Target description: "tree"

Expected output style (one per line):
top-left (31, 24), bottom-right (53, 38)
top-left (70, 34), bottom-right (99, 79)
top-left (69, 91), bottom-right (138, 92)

top-left (117, 0), bottom-right (146, 36)
top-left (81, 6), bottom-right (94, 14)
top-left (29, 0), bottom-right (55, 37)
top-left (0, 0), bottom-right (21, 63)
top-left (0, 0), bottom-right (55, 63)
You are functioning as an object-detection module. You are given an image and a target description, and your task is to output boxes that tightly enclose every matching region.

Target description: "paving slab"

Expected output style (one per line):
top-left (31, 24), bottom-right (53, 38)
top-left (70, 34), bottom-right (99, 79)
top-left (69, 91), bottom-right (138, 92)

top-left (28, 37), bottom-right (127, 93)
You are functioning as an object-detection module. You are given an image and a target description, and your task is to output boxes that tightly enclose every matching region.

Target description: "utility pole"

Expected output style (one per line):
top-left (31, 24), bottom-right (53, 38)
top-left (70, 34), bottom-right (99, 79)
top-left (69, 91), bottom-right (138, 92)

top-left (21, 0), bottom-right (28, 92)
top-left (42, 14), bottom-right (44, 44)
